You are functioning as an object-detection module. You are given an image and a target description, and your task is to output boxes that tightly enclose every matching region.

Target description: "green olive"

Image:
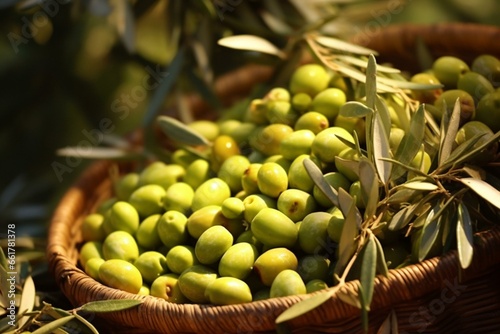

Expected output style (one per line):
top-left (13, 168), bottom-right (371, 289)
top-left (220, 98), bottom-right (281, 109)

top-left (99, 259), bottom-right (143, 294)
top-left (134, 251), bottom-right (168, 283)
top-left (102, 231), bottom-right (139, 262)
top-left (135, 214), bottom-right (162, 250)
top-left (432, 56), bottom-right (470, 88)
top-left (311, 88), bottom-right (346, 120)
top-left (128, 184), bottom-right (166, 218)
top-left (109, 201), bottom-right (140, 235)
top-left (312, 127), bottom-right (354, 163)
top-left (289, 64), bottom-right (330, 97)
top-left (294, 111), bottom-right (329, 134)
top-left (279, 129), bottom-right (315, 161)
top-left (205, 277), bottom-right (252, 305)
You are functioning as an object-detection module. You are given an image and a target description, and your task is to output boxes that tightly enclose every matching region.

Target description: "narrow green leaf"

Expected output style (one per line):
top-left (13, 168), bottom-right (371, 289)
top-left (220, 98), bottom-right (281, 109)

top-left (339, 101), bottom-right (372, 118)
top-left (31, 315), bottom-right (75, 334)
top-left (375, 96), bottom-right (392, 138)
top-left (358, 158), bottom-right (378, 220)
top-left (401, 181), bottom-right (438, 191)
top-left (56, 147), bottom-right (144, 160)
top-left (359, 235), bottom-right (377, 311)
top-left (438, 98), bottom-right (462, 166)
top-left (392, 104), bottom-right (425, 181)
top-left (376, 76), bottom-right (443, 90)
top-left (74, 313), bottom-right (99, 334)
top-left (334, 55), bottom-right (400, 73)
top-left (316, 36), bottom-right (378, 56)
top-left (447, 131), bottom-right (500, 170)
top-left (80, 299), bottom-right (143, 313)
top-left (388, 192), bottom-right (436, 231)
top-left (459, 177), bottom-right (500, 210)
top-left (373, 236), bottom-right (389, 277)
top-left (337, 187), bottom-right (363, 227)
top-left (218, 35), bottom-right (285, 58)
top-left (336, 192), bottom-right (360, 274)
top-left (386, 188), bottom-right (421, 204)
top-left (111, 0), bottom-right (135, 53)
top-left (373, 111), bottom-right (392, 185)
top-left (365, 54), bottom-right (377, 109)
top-left (157, 115), bottom-right (210, 146)
top-left (143, 48), bottom-right (185, 127)
top-left (437, 133), bottom-right (488, 171)
top-left (359, 234), bottom-right (377, 311)
top-left (275, 290), bottom-right (332, 324)
top-left (418, 202), bottom-right (443, 262)
top-left (330, 61), bottom-right (398, 93)
top-left (18, 276), bottom-right (36, 329)
top-left (303, 158), bottom-right (339, 207)
top-left (456, 203), bottom-right (474, 269)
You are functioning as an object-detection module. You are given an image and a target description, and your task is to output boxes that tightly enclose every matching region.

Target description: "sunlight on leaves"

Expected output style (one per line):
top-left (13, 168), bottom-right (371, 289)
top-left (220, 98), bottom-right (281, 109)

top-left (157, 115), bottom-right (211, 146)
top-left (218, 35), bottom-right (285, 58)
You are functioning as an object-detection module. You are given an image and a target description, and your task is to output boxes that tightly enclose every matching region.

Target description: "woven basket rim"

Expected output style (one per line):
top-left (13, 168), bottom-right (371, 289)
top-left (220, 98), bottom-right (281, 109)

top-left (47, 22), bottom-right (500, 333)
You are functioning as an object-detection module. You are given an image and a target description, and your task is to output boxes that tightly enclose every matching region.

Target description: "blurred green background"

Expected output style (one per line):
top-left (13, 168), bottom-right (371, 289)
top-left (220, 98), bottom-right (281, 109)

top-left (0, 0), bottom-right (499, 317)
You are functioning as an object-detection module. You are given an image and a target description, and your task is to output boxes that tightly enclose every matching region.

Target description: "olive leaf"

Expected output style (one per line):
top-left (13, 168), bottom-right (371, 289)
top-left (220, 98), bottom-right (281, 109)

top-left (365, 54), bottom-right (377, 109)
top-left (359, 235), bottom-right (377, 314)
top-left (303, 158), bottom-right (339, 207)
top-left (456, 203), bottom-right (474, 269)
top-left (391, 104), bottom-right (425, 181)
top-left (275, 290), bottom-right (333, 324)
top-left (418, 201), bottom-right (444, 262)
top-left (401, 181), bottom-right (438, 191)
top-left (218, 35), bottom-right (285, 58)
top-left (373, 236), bottom-right (389, 277)
top-left (375, 96), bottom-right (392, 139)
top-left (18, 275), bottom-right (36, 329)
top-left (339, 101), bottom-right (372, 118)
top-left (79, 299), bottom-right (143, 313)
top-left (386, 187), bottom-right (421, 204)
top-left (31, 315), bottom-right (76, 334)
top-left (157, 115), bottom-right (211, 146)
top-left (372, 110), bottom-right (392, 185)
top-left (459, 177), bottom-right (500, 210)
top-left (358, 158), bottom-right (379, 220)
top-left (315, 36), bottom-right (378, 56)
top-left (445, 131), bottom-right (500, 171)
top-left (388, 192), bottom-right (436, 231)
top-left (74, 313), bottom-right (99, 334)
top-left (56, 147), bottom-right (144, 160)
top-left (327, 59), bottom-right (398, 93)
top-left (376, 75), bottom-right (443, 90)
top-left (438, 98), bottom-right (462, 166)
top-left (334, 55), bottom-right (400, 73)
top-left (335, 190), bottom-right (361, 275)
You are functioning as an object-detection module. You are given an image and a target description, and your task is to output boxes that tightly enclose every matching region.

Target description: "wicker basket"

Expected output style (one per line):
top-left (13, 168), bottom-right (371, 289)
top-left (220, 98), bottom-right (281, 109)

top-left (47, 23), bottom-right (500, 334)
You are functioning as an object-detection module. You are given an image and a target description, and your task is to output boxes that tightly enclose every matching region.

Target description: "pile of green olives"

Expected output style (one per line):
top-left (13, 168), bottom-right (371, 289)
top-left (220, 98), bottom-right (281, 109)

top-left (78, 53), bottom-right (499, 306)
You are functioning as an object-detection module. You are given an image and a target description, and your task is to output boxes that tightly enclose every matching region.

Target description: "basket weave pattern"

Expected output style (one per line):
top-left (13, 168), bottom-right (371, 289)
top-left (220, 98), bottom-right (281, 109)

top-left (48, 23), bottom-right (500, 333)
